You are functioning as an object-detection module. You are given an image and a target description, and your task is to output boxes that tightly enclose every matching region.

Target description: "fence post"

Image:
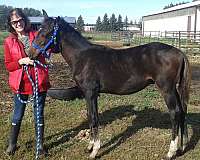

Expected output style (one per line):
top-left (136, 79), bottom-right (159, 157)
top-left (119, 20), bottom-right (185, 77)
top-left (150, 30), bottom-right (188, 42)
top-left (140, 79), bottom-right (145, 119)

top-left (178, 31), bottom-right (181, 49)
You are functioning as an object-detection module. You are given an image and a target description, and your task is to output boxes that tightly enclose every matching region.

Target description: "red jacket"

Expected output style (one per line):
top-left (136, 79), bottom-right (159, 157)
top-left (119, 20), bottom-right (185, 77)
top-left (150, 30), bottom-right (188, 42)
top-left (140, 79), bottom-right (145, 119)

top-left (4, 31), bottom-right (51, 94)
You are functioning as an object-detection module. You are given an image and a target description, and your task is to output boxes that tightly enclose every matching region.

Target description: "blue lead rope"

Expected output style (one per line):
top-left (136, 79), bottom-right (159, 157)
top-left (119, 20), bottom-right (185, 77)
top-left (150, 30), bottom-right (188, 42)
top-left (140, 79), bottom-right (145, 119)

top-left (16, 60), bottom-right (48, 159)
top-left (34, 62), bottom-right (40, 160)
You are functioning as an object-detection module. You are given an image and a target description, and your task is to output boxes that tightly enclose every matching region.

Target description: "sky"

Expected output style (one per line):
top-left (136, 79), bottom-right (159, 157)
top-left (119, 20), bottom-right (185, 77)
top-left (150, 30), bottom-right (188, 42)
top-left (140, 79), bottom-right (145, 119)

top-left (2, 0), bottom-right (194, 24)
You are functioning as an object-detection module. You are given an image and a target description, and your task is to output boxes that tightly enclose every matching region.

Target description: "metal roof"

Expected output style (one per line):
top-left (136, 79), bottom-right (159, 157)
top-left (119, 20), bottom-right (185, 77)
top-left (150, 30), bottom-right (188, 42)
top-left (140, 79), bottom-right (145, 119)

top-left (143, 1), bottom-right (200, 17)
top-left (28, 16), bottom-right (76, 24)
top-left (63, 16), bottom-right (76, 24)
top-left (28, 17), bottom-right (44, 23)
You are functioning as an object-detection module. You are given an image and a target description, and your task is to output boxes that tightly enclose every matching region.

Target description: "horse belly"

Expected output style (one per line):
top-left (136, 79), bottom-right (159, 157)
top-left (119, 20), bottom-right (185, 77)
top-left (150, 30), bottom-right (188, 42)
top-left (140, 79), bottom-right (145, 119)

top-left (100, 77), bottom-right (151, 95)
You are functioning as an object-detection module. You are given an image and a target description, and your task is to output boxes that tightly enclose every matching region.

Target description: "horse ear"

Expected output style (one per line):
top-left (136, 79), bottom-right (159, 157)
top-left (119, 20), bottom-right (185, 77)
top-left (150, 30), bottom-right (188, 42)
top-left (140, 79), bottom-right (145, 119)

top-left (56, 16), bottom-right (60, 22)
top-left (42, 9), bottom-right (48, 18)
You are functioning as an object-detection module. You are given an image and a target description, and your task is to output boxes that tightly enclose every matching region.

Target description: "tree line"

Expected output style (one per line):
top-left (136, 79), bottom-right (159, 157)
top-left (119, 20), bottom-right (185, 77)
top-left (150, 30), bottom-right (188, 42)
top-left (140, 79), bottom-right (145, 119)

top-left (163, 1), bottom-right (190, 9)
top-left (0, 5), bottom-right (42, 30)
top-left (163, 1), bottom-right (199, 10)
top-left (0, 5), bottom-right (141, 32)
top-left (76, 13), bottom-right (142, 32)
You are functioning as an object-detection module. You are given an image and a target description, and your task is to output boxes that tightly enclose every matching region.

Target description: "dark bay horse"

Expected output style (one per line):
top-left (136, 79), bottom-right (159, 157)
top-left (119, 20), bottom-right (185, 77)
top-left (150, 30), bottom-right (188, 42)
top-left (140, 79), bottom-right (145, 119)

top-left (29, 10), bottom-right (191, 159)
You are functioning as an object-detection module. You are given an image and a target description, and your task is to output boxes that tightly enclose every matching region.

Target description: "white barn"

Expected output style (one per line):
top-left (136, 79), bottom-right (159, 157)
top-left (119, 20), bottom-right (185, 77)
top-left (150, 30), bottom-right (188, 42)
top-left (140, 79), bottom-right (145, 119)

top-left (142, 1), bottom-right (200, 34)
top-left (84, 24), bottom-right (95, 32)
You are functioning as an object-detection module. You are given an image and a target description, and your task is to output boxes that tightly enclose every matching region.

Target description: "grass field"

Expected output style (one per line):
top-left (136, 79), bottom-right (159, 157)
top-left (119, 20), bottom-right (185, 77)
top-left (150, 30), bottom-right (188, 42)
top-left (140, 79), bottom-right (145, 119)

top-left (0, 32), bottom-right (9, 59)
top-left (0, 31), bottom-right (200, 160)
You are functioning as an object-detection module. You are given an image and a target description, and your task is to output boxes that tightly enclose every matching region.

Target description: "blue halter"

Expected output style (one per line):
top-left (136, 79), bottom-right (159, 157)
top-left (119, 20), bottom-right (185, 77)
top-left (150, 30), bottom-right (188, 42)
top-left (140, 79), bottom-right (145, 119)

top-left (32, 22), bottom-right (59, 58)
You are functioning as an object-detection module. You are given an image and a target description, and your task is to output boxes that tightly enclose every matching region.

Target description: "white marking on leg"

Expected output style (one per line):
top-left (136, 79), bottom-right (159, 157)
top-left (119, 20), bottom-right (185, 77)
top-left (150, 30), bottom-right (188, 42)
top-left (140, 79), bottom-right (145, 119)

top-left (182, 134), bottom-right (188, 151)
top-left (89, 139), bottom-right (100, 159)
top-left (87, 139), bottom-right (94, 151)
top-left (167, 136), bottom-right (179, 158)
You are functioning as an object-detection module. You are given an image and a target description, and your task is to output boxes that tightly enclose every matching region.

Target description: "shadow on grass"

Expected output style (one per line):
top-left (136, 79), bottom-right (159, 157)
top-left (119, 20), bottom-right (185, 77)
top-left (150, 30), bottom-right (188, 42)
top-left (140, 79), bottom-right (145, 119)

top-left (32, 105), bottom-right (200, 158)
top-left (97, 106), bottom-right (200, 159)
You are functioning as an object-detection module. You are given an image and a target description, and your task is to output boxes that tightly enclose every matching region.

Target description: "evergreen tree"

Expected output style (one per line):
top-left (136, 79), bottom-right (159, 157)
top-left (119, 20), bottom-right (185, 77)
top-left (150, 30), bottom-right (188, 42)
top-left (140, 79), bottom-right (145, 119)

top-left (116, 14), bottom-right (123, 31)
top-left (76, 15), bottom-right (84, 32)
top-left (138, 18), bottom-right (142, 30)
top-left (23, 7), bottom-right (42, 16)
top-left (102, 13), bottom-right (110, 31)
top-left (124, 16), bottom-right (128, 30)
top-left (109, 13), bottom-right (117, 32)
top-left (0, 5), bottom-right (12, 30)
top-left (95, 16), bottom-right (102, 31)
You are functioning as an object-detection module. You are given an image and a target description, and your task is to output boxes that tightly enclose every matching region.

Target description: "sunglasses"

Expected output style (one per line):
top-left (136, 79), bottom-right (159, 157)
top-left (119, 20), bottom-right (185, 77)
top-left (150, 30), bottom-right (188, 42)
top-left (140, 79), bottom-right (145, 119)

top-left (11, 18), bottom-right (24, 26)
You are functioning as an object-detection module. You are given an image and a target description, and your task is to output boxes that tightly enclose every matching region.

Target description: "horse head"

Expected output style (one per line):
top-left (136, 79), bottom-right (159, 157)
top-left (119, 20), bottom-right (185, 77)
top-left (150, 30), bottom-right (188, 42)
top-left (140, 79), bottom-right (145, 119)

top-left (29, 10), bottom-right (61, 59)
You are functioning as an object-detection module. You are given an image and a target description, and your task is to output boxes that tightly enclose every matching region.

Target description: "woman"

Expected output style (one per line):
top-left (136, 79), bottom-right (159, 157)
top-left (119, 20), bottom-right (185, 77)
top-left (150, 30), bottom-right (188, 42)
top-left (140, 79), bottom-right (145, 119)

top-left (3, 8), bottom-right (50, 155)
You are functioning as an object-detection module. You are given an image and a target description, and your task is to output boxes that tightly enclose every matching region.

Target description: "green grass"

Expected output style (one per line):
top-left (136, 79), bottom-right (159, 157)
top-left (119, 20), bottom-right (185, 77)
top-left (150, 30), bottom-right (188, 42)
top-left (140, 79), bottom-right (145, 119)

top-left (0, 31), bottom-right (9, 45)
top-left (0, 31), bottom-right (9, 59)
top-left (0, 87), bottom-right (163, 160)
top-left (0, 45), bottom-right (4, 59)
top-left (83, 32), bottom-right (112, 41)
top-left (1, 84), bottom-right (200, 160)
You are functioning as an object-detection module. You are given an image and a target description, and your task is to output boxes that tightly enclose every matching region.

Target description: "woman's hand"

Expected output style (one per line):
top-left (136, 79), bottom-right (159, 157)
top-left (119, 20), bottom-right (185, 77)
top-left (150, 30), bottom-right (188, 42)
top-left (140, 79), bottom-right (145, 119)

top-left (18, 57), bottom-right (34, 65)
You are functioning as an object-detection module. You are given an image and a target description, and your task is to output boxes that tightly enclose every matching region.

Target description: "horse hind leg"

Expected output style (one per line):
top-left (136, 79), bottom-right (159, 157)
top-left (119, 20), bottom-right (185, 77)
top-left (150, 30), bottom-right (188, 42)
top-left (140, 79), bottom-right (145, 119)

top-left (175, 88), bottom-right (188, 153)
top-left (179, 112), bottom-right (188, 153)
top-left (162, 89), bottom-right (181, 159)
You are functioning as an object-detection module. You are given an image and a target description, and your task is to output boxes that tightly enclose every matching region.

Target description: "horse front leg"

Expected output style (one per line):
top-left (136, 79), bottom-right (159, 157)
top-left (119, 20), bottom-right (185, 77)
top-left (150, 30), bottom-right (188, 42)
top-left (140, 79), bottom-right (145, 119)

top-left (85, 89), bottom-right (100, 159)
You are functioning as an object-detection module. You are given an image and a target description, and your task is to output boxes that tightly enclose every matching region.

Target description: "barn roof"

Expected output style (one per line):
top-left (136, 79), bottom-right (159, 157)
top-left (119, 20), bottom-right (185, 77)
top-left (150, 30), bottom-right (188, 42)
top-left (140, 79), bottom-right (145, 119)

top-left (28, 16), bottom-right (76, 24)
top-left (143, 1), bottom-right (200, 18)
top-left (28, 17), bottom-right (44, 23)
top-left (63, 16), bottom-right (76, 24)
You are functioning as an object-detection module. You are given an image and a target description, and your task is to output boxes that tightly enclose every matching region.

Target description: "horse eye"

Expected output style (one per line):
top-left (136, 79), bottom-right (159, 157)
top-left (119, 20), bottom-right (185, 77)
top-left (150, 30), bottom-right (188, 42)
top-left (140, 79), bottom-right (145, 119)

top-left (40, 33), bottom-right (46, 37)
top-left (39, 33), bottom-right (46, 38)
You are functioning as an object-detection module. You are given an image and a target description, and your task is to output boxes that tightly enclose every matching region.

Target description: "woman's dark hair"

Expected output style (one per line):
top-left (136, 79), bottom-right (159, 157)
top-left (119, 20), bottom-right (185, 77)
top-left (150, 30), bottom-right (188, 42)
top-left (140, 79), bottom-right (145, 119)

top-left (7, 8), bottom-right (31, 34)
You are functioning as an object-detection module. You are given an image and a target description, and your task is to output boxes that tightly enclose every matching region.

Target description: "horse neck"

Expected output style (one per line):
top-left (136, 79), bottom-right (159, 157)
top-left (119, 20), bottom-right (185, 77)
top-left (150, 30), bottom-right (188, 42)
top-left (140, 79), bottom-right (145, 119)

top-left (60, 31), bottom-right (92, 67)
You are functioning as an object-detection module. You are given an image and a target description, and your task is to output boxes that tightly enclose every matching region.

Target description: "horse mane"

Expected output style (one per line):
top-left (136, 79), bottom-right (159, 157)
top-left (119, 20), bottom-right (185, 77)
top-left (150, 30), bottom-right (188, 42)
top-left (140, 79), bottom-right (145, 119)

top-left (58, 17), bottom-right (93, 48)
top-left (58, 18), bottom-right (79, 34)
top-left (56, 17), bottom-right (114, 51)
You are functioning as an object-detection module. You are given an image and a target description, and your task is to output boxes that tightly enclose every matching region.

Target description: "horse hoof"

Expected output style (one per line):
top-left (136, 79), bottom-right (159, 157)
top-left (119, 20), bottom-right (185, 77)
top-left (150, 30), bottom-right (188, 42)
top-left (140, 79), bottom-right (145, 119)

top-left (89, 147), bottom-right (100, 159)
top-left (6, 145), bottom-right (19, 155)
top-left (162, 155), bottom-right (176, 160)
top-left (86, 142), bottom-right (94, 153)
top-left (161, 157), bottom-right (171, 160)
top-left (84, 147), bottom-right (92, 153)
top-left (176, 149), bottom-right (183, 156)
top-left (89, 152), bottom-right (96, 159)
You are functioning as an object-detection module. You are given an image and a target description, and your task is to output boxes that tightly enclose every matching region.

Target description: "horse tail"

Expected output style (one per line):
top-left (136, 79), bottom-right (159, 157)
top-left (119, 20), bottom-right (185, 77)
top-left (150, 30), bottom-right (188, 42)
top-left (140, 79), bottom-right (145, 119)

top-left (178, 53), bottom-right (191, 113)
top-left (47, 86), bottom-right (84, 101)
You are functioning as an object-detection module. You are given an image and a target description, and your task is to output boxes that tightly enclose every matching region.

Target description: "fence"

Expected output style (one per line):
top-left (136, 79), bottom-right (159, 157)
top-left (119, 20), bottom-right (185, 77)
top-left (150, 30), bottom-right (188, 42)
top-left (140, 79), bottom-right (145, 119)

top-left (84, 31), bottom-right (200, 54)
top-left (138, 31), bottom-right (200, 54)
